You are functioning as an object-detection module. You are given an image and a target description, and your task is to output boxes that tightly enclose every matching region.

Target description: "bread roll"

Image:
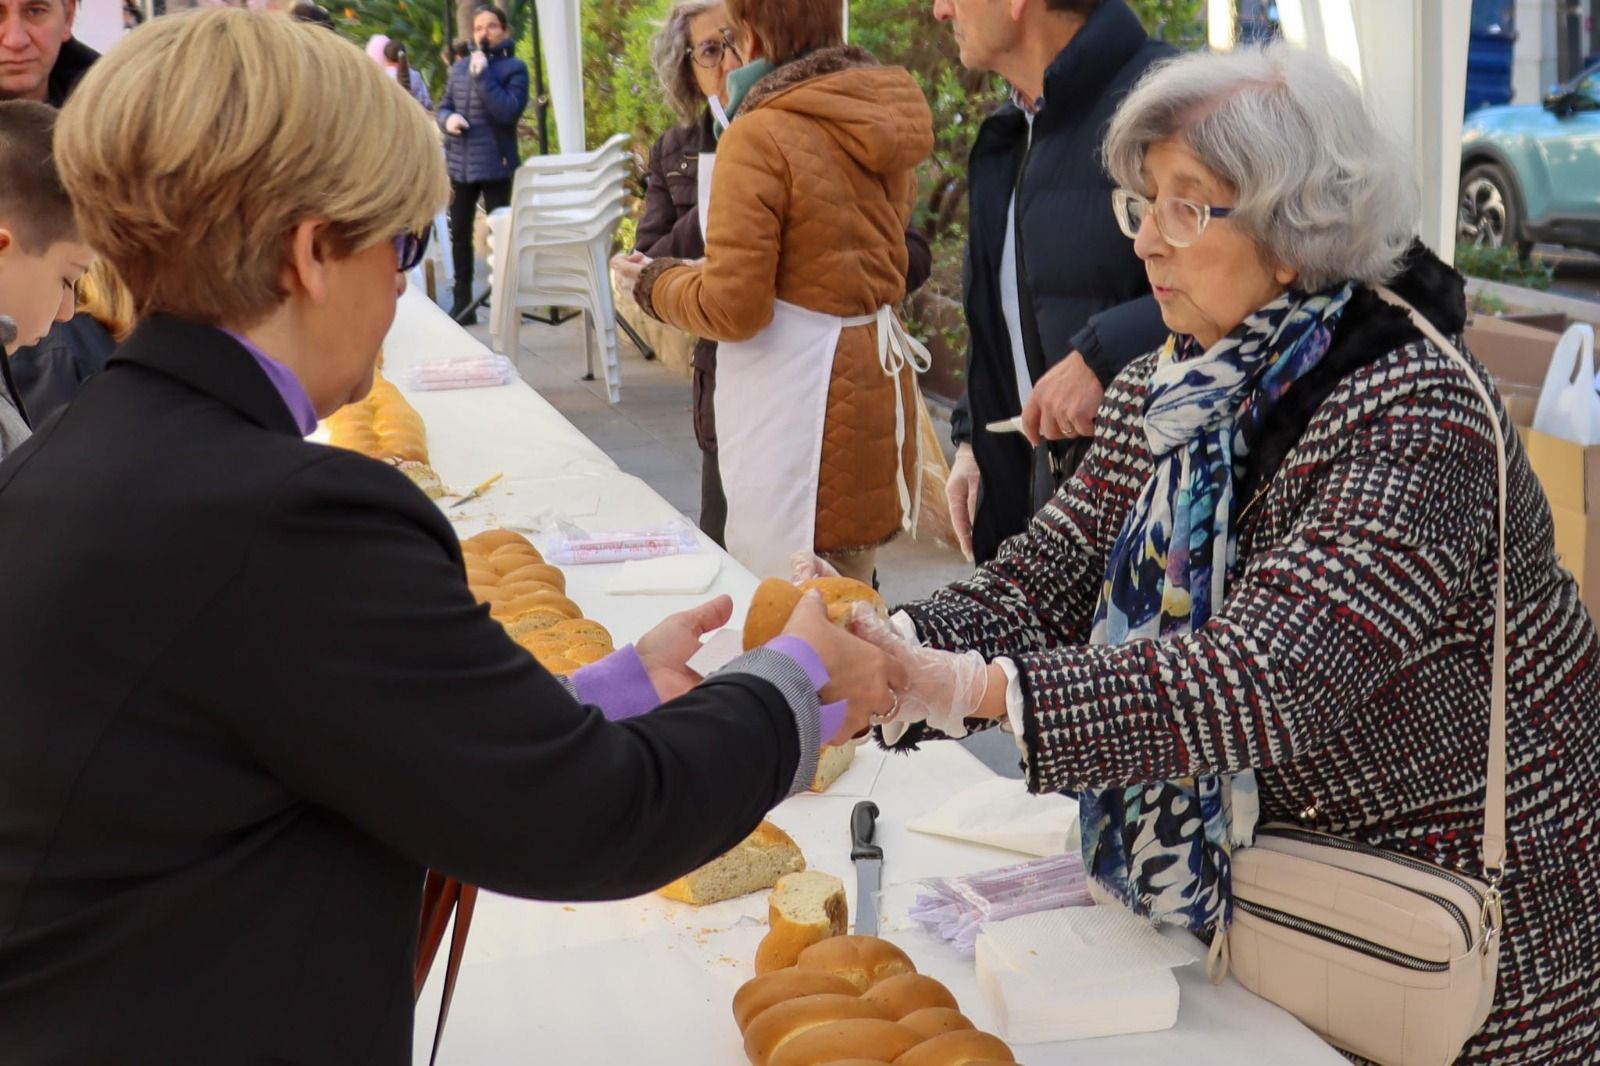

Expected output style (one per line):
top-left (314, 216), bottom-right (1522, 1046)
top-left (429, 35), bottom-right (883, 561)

top-left (794, 936), bottom-right (915, 992)
top-left (896, 1008), bottom-right (973, 1040)
top-left (755, 871), bottom-right (848, 975)
top-left (486, 550), bottom-right (547, 577)
top-left (733, 970), bottom-right (861, 1033)
top-left (891, 1030), bottom-right (1014, 1065)
top-left (545, 619), bottom-right (613, 646)
top-left (744, 994), bottom-right (888, 1066)
top-left (658, 821), bottom-right (805, 906)
top-left (861, 974), bottom-right (958, 1020)
top-left (536, 653), bottom-right (580, 675)
top-left (766, 1020), bottom-right (922, 1066)
top-left (499, 562), bottom-right (565, 592)
top-left (563, 640), bottom-right (611, 666)
top-left (742, 578), bottom-right (806, 650)
top-left (395, 460), bottom-right (444, 499)
top-left (468, 529), bottom-right (537, 553)
top-left (810, 743), bottom-right (856, 793)
top-left (491, 591), bottom-right (580, 622)
top-left (802, 576), bottom-right (887, 623)
top-left (505, 608), bottom-right (572, 637)
top-left (741, 576), bottom-right (887, 651)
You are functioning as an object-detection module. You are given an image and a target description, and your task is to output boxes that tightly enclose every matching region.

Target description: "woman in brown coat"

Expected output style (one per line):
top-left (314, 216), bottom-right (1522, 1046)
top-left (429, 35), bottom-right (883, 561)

top-left (633, 0), bottom-right (934, 583)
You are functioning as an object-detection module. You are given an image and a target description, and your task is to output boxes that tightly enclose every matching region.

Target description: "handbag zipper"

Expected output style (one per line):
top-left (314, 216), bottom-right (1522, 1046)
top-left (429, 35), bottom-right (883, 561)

top-left (1256, 826), bottom-right (1481, 948)
top-left (1234, 898), bottom-right (1450, 973)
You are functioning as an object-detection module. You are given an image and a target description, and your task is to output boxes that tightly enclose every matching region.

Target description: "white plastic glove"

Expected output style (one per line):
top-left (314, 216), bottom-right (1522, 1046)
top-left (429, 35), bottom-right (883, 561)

top-left (945, 443), bottom-right (980, 562)
top-left (790, 551), bottom-right (841, 583)
top-left (848, 602), bottom-right (988, 739)
top-left (444, 113), bottom-right (470, 136)
top-left (469, 50), bottom-right (488, 76)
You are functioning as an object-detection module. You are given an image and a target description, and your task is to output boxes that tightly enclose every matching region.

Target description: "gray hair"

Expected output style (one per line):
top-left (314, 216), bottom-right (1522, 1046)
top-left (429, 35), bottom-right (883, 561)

top-left (651, 0), bottom-right (723, 126)
top-left (1103, 43), bottom-right (1418, 290)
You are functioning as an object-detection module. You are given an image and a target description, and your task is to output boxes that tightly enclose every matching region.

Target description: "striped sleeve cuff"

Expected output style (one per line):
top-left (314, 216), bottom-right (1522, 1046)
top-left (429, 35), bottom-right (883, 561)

top-left (714, 646), bottom-right (822, 798)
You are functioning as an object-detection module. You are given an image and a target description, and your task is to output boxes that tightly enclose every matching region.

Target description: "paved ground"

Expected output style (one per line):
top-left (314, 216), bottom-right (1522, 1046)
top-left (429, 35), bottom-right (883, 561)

top-left (463, 306), bottom-right (1022, 777)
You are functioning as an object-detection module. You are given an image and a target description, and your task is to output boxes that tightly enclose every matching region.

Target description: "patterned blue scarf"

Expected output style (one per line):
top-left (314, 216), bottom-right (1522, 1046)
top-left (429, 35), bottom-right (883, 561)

top-left (1079, 283), bottom-right (1354, 935)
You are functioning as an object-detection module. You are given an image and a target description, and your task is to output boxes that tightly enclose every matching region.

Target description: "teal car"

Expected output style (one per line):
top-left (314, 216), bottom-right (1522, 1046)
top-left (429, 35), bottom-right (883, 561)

top-left (1460, 64), bottom-right (1600, 256)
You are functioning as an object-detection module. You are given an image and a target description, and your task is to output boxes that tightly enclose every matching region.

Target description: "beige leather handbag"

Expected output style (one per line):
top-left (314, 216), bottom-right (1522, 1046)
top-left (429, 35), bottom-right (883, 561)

top-left (1218, 290), bottom-right (1507, 1066)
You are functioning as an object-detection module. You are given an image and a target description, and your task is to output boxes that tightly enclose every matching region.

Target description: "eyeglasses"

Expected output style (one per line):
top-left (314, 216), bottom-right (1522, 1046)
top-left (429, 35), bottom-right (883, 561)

top-left (393, 227), bottom-right (431, 273)
top-left (691, 31), bottom-right (740, 69)
top-left (1112, 189), bottom-right (1235, 248)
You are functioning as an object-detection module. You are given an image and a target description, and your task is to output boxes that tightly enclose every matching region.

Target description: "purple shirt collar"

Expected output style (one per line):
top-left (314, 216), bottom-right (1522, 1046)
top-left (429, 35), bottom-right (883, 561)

top-left (223, 330), bottom-right (319, 437)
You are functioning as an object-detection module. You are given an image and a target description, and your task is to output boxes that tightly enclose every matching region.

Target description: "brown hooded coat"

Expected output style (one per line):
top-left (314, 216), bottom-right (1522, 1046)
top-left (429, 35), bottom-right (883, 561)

top-left (636, 47), bottom-right (934, 554)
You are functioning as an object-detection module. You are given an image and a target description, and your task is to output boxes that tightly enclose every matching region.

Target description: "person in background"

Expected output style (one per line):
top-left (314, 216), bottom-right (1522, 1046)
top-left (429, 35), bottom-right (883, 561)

top-left (617, 0), bottom-right (932, 551)
top-left (437, 4), bottom-right (529, 324)
top-left (289, 1), bottom-right (335, 29)
top-left (935, 0), bottom-right (1170, 563)
top-left (11, 257), bottom-right (133, 422)
top-left (0, 0), bottom-right (96, 107)
top-left (384, 37), bottom-right (432, 110)
top-left (0, 100), bottom-right (93, 461)
top-left (0, 12), bottom-right (903, 1059)
top-left (629, 0), bottom-right (934, 585)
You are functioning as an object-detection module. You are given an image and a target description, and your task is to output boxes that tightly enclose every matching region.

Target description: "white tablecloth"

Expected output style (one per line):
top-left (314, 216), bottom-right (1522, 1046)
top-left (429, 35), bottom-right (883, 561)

top-left (383, 291), bottom-right (1342, 1064)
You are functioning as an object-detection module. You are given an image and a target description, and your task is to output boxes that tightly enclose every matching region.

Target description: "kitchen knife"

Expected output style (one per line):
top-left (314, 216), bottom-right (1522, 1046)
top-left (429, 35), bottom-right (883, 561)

top-left (851, 800), bottom-right (883, 937)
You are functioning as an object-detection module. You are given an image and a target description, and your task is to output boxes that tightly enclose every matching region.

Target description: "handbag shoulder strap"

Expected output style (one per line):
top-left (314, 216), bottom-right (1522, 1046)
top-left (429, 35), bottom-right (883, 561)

top-left (1375, 287), bottom-right (1507, 883)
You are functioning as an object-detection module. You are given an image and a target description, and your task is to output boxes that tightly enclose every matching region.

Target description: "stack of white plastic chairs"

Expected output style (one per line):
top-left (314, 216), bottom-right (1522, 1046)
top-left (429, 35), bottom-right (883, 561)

top-left (487, 132), bottom-right (631, 403)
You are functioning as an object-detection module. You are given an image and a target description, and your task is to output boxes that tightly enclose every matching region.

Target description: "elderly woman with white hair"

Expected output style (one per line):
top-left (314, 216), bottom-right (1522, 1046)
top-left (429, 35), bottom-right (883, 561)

top-left (819, 43), bottom-right (1600, 1063)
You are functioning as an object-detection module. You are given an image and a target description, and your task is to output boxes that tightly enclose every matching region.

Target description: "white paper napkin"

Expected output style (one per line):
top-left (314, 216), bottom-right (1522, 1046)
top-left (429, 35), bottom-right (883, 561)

top-left (975, 905), bottom-right (1193, 1044)
top-left (603, 553), bottom-right (723, 595)
top-left (906, 776), bottom-right (1080, 857)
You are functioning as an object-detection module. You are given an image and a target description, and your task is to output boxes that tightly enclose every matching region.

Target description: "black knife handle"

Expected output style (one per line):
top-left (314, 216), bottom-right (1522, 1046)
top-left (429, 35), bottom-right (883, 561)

top-left (850, 801), bottom-right (882, 862)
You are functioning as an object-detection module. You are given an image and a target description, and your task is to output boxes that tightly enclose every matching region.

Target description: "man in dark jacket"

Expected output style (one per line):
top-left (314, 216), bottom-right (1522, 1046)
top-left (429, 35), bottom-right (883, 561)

top-left (437, 4), bottom-right (529, 323)
top-left (936, 0), bottom-right (1171, 563)
top-left (0, 0), bottom-right (97, 107)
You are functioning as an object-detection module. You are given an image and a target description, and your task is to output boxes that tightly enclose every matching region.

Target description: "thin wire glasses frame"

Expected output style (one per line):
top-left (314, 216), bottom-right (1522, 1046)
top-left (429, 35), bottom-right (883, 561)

top-left (1112, 188), bottom-right (1235, 248)
top-left (691, 30), bottom-right (741, 69)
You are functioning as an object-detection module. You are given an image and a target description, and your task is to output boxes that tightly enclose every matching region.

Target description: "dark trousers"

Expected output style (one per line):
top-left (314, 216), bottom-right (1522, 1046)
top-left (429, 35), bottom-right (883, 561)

top-left (447, 177), bottom-right (513, 311)
top-left (700, 449), bottom-right (727, 548)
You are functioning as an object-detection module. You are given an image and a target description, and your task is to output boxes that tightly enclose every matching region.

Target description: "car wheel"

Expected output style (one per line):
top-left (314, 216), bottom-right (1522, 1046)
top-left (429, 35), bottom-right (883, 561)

top-left (1459, 162), bottom-right (1531, 258)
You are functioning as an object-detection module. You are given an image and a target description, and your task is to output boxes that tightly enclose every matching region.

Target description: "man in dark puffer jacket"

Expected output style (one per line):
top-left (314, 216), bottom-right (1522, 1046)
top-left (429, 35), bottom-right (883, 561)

top-left (938, 0), bottom-right (1172, 564)
top-left (437, 3), bottom-right (529, 323)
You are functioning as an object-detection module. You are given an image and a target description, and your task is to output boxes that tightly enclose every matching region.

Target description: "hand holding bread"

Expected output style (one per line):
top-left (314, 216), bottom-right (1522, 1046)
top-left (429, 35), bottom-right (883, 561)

top-left (845, 603), bottom-right (994, 737)
top-left (781, 591), bottom-right (905, 745)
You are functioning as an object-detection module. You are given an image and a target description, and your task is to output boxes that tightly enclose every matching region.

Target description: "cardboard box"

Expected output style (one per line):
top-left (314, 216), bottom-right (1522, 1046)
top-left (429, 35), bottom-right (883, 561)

top-left (1464, 315), bottom-right (1600, 622)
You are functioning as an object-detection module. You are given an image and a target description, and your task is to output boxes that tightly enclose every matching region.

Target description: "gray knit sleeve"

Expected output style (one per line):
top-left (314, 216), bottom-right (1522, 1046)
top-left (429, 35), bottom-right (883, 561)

top-left (714, 648), bottom-right (822, 797)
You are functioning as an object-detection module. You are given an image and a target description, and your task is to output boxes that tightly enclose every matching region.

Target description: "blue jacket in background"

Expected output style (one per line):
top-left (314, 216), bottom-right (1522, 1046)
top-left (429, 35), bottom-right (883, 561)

top-left (437, 40), bottom-right (529, 183)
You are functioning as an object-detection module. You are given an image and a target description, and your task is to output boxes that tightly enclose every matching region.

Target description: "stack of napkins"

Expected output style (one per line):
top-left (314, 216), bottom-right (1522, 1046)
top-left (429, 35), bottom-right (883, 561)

top-left (975, 905), bottom-right (1193, 1043)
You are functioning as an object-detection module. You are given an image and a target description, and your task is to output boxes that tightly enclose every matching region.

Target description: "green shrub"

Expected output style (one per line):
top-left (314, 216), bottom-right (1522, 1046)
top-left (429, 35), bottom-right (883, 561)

top-left (1454, 243), bottom-right (1555, 291)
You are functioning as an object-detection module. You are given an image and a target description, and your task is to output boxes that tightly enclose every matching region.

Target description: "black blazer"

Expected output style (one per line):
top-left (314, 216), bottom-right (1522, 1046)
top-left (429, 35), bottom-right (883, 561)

top-left (0, 317), bottom-right (801, 1063)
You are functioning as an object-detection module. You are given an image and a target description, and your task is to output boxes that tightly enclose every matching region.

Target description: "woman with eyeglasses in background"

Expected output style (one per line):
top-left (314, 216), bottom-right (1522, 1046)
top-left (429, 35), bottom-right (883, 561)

top-left (615, 0), bottom-right (931, 556)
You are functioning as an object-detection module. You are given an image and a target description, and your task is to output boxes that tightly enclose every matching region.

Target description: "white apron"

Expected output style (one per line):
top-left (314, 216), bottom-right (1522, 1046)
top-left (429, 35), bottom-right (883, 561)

top-left (698, 138), bottom-right (931, 580)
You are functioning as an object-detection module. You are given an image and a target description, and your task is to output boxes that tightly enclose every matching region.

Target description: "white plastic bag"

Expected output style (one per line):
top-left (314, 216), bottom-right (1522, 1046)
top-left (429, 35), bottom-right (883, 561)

top-left (1532, 322), bottom-right (1600, 445)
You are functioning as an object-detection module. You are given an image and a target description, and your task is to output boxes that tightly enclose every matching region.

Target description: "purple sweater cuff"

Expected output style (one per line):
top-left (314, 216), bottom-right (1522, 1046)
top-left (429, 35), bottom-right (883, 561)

top-left (570, 644), bottom-right (659, 722)
top-left (764, 635), bottom-right (846, 744)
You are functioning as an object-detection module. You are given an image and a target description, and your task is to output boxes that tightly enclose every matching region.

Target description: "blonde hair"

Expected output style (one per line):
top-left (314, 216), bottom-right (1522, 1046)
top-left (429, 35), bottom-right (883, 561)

top-left (77, 258), bottom-right (135, 342)
top-left (55, 9), bottom-right (450, 328)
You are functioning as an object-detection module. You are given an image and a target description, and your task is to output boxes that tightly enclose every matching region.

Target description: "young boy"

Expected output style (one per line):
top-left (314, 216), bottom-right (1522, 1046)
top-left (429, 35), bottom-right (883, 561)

top-left (0, 99), bottom-right (94, 462)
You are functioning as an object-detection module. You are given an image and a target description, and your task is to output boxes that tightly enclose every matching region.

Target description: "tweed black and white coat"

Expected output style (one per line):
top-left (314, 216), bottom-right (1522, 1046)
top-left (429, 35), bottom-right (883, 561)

top-left (897, 252), bottom-right (1600, 1061)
